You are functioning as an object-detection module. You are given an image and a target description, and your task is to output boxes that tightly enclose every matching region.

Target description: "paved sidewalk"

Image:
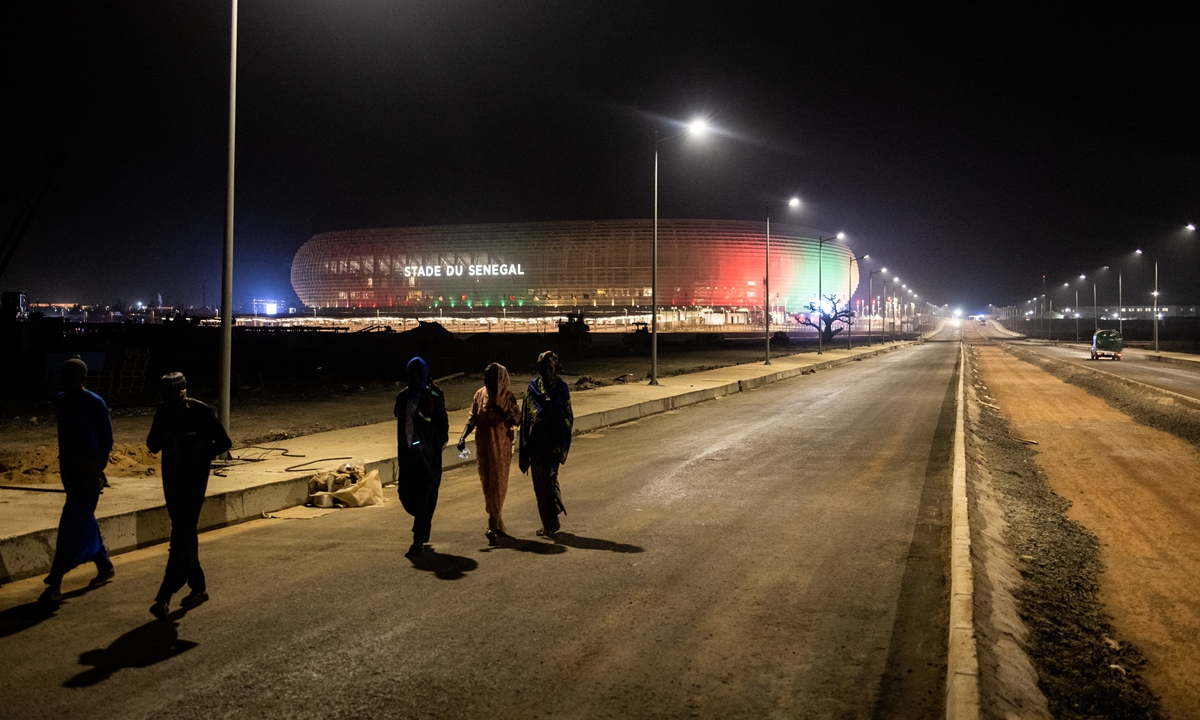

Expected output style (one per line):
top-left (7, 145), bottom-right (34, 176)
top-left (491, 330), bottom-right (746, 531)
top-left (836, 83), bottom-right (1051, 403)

top-left (0, 341), bottom-right (917, 584)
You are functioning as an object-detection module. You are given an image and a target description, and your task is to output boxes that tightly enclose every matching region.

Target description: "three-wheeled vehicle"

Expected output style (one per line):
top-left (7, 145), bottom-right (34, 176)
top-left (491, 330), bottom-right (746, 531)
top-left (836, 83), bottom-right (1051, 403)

top-left (1091, 329), bottom-right (1123, 360)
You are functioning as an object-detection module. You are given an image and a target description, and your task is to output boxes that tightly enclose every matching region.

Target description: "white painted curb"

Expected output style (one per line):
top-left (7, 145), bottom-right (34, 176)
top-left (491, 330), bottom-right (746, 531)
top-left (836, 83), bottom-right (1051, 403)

top-left (946, 342), bottom-right (981, 718)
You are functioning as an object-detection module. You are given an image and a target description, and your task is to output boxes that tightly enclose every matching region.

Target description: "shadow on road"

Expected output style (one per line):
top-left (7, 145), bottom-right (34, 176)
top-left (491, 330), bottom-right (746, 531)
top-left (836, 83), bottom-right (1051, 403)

top-left (63, 613), bottom-right (198, 687)
top-left (0, 584), bottom-right (112, 639)
top-left (0, 600), bottom-right (58, 638)
top-left (552, 532), bottom-right (644, 554)
top-left (483, 535), bottom-right (568, 556)
top-left (407, 548), bottom-right (479, 580)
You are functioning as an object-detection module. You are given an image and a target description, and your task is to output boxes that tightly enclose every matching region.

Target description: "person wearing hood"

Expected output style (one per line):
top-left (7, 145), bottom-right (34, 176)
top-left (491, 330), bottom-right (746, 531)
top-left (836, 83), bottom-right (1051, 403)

top-left (395, 357), bottom-right (449, 557)
top-left (40, 357), bottom-right (116, 604)
top-left (457, 362), bottom-right (521, 544)
top-left (518, 351), bottom-right (573, 538)
top-left (145, 372), bottom-right (231, 619)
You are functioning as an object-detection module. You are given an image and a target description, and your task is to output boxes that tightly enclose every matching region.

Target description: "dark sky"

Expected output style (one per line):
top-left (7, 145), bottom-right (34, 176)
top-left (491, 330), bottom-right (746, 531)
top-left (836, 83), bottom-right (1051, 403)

top-left (4, 2), bottom-right (1197, 314)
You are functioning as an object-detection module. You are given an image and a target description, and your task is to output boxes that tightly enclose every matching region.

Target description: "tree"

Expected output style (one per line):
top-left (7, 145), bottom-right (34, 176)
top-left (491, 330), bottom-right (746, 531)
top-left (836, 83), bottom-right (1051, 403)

top-left (794, 294), bottom-right (855, 345)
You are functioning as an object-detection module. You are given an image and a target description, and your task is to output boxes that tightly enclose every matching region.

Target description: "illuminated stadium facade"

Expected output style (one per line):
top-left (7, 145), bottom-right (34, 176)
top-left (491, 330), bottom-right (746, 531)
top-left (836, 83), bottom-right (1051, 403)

top-left (290, 219), bottom-right (860, 316)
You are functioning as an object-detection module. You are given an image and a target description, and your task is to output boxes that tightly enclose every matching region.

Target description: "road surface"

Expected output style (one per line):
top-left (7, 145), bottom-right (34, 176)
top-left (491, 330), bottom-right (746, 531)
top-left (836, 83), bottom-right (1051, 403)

top-left (0, 340), bottom-right (960, 720)
top-left (979, 331), bottom-right (1200, 401)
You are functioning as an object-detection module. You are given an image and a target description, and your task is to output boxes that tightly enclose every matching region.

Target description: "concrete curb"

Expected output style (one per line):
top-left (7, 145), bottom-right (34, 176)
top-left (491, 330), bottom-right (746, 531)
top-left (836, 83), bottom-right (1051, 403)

top-left (946, 342), bottom-right (981, 719)
top-left (0, 342), bottom-right (917, 586)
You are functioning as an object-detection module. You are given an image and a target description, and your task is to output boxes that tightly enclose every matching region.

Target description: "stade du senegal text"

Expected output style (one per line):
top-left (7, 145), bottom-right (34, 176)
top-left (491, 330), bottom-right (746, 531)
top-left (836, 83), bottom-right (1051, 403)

top-left (402, 263), bottom-right (525, 279)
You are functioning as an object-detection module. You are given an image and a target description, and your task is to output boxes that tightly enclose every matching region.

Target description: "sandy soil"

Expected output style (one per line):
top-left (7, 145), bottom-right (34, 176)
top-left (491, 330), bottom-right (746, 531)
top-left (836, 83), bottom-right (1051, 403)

top-left (976, 343), bottom-right (1200, 719)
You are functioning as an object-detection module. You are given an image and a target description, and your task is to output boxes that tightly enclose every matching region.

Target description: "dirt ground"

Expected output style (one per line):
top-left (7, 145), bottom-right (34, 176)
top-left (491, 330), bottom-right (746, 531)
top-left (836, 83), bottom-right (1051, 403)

top-left (975, 343), bottom-right (1200, 719)
top-left (0, 342), bottom-right (819, 485)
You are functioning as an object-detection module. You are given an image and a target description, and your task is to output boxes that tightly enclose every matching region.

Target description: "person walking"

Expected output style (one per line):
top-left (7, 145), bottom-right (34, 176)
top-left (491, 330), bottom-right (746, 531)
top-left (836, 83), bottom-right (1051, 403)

top-left (395, 357), bottom-right (449, 558)
top-left (40, 357), bottom-right (115, 604)
top-left (145, 372), bottom-right (232, 619)
top-left (456, 363), bottom-right (521, 545)
top-left (519, 351), bottom-right (573, 538)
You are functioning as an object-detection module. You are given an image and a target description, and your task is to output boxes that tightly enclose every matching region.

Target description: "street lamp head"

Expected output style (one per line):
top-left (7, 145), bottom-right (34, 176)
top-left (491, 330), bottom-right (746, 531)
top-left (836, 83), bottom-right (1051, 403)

top-left (1063, 282), bottom-right (1069, 287)
top-left (1080, 274), bottom-right (1086, 279)
top-left (1187, 223), bottom-right (1195, 232)
top-left (836, 232), bottom-right (845, 239)
top-left (1136, 248), bottom-right (1143, 254)
top-left (788, 197), bottom-right (800, 207)
top-left (862, 254), bottom-right (870, 259)
top-left (687, 118), bottom-right (709, 136)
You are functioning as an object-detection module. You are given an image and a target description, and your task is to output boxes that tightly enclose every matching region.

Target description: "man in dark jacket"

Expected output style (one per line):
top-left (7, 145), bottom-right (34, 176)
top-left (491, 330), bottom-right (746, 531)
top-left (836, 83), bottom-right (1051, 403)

top-left (41, 357), bottom-right (115, 604)
top-left (394, 357), bottom-right (449, 558)
top-left (146, 372), bottom-right (232, 619)
top-left (519, 351), bottom-right (573, 538)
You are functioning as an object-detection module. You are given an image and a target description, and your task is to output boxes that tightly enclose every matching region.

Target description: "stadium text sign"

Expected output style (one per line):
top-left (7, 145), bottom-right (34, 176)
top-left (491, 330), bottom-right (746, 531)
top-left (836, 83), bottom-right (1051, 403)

top-left (402, 263), bottom-right (524, 278)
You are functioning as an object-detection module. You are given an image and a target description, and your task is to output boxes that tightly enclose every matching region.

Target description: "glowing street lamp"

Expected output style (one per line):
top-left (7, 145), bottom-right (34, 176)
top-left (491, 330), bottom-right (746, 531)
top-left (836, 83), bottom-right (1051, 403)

top-left (650, 117), bottom-right (709, 385)
top-left (764, 196), bottom-right (800, 365)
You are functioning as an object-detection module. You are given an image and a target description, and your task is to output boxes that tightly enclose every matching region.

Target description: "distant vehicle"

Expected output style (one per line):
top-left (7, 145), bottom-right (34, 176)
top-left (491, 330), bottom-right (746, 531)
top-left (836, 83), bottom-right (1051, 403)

top-left (557, 312), bottom-right (592, 347)
top-left (623, 321), bottom-right (651, 349)
top-left (978, 319), bottom-right (987, 325)
top-left (1091, 330), bottom-right (1123, 360)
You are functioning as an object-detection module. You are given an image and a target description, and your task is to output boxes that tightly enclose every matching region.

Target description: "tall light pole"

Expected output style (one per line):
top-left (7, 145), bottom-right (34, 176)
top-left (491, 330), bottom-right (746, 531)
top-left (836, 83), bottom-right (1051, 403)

top-left (816, 233), bottom-right (844, 354)
top-left (867, 267), bottom-right (886, 347)
top-left (217, 0), bottom-right (238, 434)
top-left (1153, 258), bottom-right (1159, 353)
top-left (847, 253), bottom-right (867, 349)
top-left (650, 117), bottom-right (708, 385)
top-left (764, 197), bottom-right (800, 365)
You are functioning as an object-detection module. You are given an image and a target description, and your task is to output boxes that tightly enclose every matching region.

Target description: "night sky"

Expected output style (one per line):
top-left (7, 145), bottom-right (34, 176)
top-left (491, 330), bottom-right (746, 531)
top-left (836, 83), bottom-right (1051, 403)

top-left (4, 3), bottom-right (1197, 314)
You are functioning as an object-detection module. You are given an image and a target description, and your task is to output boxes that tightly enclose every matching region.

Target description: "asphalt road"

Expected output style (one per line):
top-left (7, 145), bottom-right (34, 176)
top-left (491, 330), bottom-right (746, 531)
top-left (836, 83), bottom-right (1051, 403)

top-left (991, 337), bottom-right (1200, 401)
top-left (0, 340), bottom-right (959, 720)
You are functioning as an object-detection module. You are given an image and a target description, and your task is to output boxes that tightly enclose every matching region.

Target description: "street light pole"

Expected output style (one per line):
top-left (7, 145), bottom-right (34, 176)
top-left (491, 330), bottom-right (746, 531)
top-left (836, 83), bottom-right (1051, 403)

top-left (650, 118), bottom-right (707, 386)
top-left (217, 0), bottom-right (238, 434)
top-left (764, 198), bottom-right (799, 365)
top-left (848, 253), bottom-right (867, 350)
top-left (1153, 259), bottom-right (1159, 353)
top-left (1118, 270), bottom-right (1123, 336)
top-left (867, 267), bottom-right (885, 347)
top-left (816, 233), bottom-right (843, 354)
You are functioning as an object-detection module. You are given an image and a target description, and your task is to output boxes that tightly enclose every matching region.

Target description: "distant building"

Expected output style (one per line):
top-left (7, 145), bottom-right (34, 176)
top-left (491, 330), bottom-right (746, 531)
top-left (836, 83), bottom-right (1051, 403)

top-left (290, 219), bottom-right (861, 315)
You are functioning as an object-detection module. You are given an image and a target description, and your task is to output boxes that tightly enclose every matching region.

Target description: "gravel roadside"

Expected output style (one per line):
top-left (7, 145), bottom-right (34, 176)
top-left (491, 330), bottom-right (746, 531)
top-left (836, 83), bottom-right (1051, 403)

top-left (965, 342), bottom-right (1165, 719)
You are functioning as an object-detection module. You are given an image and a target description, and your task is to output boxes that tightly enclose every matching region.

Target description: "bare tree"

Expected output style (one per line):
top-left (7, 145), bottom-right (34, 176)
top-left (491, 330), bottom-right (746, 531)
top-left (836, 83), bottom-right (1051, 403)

top-left (794, 294), bottom-right (855, 345)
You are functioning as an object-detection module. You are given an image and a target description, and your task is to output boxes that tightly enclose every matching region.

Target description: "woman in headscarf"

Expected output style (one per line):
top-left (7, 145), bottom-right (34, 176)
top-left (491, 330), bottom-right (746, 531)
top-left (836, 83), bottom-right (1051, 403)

top-left (457, 363), bottom-right (521, 544)
top-left (394, 357), bottom-right (449, 557)
top-left (518, 351), bottom-right (573, 538)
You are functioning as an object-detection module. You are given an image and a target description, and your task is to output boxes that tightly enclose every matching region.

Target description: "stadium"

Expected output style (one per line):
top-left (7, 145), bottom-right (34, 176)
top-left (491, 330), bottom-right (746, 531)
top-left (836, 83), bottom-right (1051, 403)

top-left (289, 219), bottom-right (861, 319)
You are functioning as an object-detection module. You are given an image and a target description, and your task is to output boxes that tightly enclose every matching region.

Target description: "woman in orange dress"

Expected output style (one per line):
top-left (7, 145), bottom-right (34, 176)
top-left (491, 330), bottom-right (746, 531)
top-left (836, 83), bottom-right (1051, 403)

top-left (457, 363), bottom-right (521, 544)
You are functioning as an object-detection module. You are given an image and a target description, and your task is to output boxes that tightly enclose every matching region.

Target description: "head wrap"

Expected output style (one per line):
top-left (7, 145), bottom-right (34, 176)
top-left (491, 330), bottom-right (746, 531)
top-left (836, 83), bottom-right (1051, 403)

top-left (485, 362), bottom-right (518, 416)
top-left (160, 372), bottom-right (188, 392)
top-left (61, 357), bottom-right (88, 378)
top-left (406, 356), bottom-right (429, 393)
top-left (537, 350), bottom-right (561, 376)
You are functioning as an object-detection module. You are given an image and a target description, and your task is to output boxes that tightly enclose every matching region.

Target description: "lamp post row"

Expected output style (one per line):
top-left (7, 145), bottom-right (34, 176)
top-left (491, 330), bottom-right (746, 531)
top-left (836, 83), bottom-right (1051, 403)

top-left (1038, 223), bottom-right (1194, 353)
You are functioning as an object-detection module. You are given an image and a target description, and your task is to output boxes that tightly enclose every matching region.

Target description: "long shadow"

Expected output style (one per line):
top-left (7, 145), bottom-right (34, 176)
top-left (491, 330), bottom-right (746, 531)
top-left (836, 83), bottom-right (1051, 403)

top-left (482, 535), bottom-right (568, 556)
top-left (0, 584), bottom-right (110, 639)
top-left (0, 600), bottom-right (58, 638)
top-left (63, 611), bottom-right (199, 688)
top-left (407, 548), bottom-right (480, 580)
top-left (552, 532), bottom-right (644, 554)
